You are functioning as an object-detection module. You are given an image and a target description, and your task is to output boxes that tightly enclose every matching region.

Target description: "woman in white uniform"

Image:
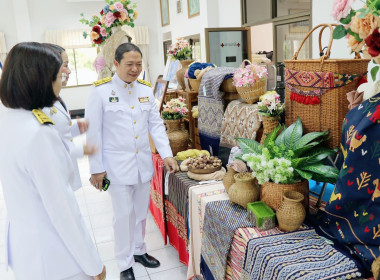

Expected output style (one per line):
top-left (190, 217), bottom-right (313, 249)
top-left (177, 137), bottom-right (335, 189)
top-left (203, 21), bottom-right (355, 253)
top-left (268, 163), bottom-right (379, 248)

top-left (41, 43), bottom-right (97, 191)
top-left (0, 42), bottom-right (106, 280)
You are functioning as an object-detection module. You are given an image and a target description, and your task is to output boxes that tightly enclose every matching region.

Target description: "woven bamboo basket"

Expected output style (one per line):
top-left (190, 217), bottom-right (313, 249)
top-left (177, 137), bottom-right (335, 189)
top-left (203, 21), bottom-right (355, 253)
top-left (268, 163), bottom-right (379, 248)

top-left (220, 78), bottom-right (237, 93)
top-left (228, 173), bottom-right (260, 208)
top-left (260, 115), bottom-right (281, 144)
top-left (235, 60), bottom-right (267, 104)
top-left (284, 23), bottom-right (370, 148)
top-left (260, 180), bottom-right (309, 211)
top-left (189, 78), bottom-right (201, 92)
top-left (276, 191), bottom-right (306, 232)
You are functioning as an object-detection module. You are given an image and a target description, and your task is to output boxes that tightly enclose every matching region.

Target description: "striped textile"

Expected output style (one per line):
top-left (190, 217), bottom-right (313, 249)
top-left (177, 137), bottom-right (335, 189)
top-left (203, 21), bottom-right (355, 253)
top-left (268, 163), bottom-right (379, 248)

top-left (149, 154), bottom-right (167, 244)
top-left (201, 200), bottom-right (254, 280)
top-left (199, 67), bottom-right (237, 100)
top-left (241, 229), bottom-right (361, 280)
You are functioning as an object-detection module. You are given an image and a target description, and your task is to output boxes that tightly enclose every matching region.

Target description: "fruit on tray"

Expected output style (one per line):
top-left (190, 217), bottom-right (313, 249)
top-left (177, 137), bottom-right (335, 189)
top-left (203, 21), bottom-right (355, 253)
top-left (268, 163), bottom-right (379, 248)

top-left (186, 154), bottom-right (222, 170)
top-left (175, 149), bottom-right (210, 161)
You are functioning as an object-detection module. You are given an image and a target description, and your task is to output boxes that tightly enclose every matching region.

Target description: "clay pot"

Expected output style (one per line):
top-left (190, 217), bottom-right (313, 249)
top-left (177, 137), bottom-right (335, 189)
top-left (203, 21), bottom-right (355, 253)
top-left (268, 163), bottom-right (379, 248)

top-left (260, 115), bottom-right (280, 145)
top-left (222, 166), bottom-right (237, 192)
top-left (260, 180), bottom-right (309, 211)
top-left (276, 191), bottom-right (306, 232)
top-left (228, 173), bottom-right (259, 208)
top-left (165, 119), bottom-right (189, 156)
top-left (176, 60), bottom-right (194, 91)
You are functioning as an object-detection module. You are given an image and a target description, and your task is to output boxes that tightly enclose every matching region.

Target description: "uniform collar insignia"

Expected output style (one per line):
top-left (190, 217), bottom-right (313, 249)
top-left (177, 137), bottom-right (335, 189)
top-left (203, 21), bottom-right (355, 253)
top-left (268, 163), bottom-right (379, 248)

top-left (32, 109), bottom-right (55, 125)
top-left (50, 107), bottom-right (58, 115)
top-left (111, 90), bottom-right (116, 95)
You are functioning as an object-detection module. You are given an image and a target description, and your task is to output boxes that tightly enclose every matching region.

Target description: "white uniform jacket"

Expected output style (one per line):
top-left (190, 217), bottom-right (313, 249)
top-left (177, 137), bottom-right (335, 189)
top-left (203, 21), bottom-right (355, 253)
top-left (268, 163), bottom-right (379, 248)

top-left (0, 109), bottom-right (103, 280)
top-left (42, 100), bottom-right (83, 191)
top-left (86, 74), bottom-right (172, 185)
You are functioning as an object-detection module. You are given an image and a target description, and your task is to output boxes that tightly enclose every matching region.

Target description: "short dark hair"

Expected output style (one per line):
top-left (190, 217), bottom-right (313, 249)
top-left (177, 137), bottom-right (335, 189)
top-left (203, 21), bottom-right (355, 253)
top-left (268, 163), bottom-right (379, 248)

top-left (42, 43), bottom-right (66, 55)
top-left (0, 42), bottom-right (62, 110)
top-left (115, 43), bottom-right (142, 63)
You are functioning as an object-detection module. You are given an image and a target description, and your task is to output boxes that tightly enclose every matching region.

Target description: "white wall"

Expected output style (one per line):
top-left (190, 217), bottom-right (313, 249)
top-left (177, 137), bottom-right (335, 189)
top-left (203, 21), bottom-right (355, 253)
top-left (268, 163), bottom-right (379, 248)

top-left (312, 0), bottom-right (363, 59)
top-left (251, 23), bottom-right (273, 54)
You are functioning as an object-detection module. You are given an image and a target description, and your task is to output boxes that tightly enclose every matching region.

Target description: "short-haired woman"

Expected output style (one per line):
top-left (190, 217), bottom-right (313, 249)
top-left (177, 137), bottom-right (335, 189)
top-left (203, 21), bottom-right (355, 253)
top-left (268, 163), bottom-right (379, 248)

top-left (0, 42), bottom-right (105, 280)
top-left (41, 43), bottom-right (97, 191)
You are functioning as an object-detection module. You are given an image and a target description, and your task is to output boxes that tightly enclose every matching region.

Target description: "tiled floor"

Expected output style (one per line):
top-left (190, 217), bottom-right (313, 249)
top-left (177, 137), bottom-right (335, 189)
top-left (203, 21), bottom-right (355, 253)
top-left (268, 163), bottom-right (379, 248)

top-left (0, 154), bottom-right (187, 280)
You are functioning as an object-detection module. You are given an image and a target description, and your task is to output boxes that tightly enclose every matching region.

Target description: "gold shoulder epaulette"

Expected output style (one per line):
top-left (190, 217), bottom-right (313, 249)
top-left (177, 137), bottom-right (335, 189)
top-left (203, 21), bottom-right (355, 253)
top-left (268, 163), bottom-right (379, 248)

top-left (137, 79), bottom-right (152, 87)
top-left (32, 109), bottom-right (55, 125)
top-left (93, 77), bottom-right (112, 87)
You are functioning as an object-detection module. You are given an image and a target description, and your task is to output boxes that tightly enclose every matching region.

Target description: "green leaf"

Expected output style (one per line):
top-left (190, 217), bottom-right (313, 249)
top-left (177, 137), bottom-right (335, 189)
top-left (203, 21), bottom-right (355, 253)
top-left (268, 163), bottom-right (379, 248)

top-left (274, 124), bottom-right (287, 146)
top-left (236, 138), bottom-right (262, 155)
top-left (371, 66), bottom-right (379, 82)
top-left (347, 28), bottom-right (363, 42)
top-left (300, 164), bottom-right (339, 183)
top-left (333, 25), bottom-right (348, 39)
top-left (291, 157), bottom-right (311, 168)
top-left (264, 124), bottom-right (282, 147)
top-left (283, 117), bottom-right (303, 150)
top-left (303, 147), bottom-right (338, 163)
top-left (339, 9), bottom-right (356, 24)
top-left (295, 169), bottom-right (313, 180)
top-left (293, 141), bottom-right (321, 157)
top-left (357, 7), bottom-right (370, 18)
top-left (293, 131), bottom-right (328, 150)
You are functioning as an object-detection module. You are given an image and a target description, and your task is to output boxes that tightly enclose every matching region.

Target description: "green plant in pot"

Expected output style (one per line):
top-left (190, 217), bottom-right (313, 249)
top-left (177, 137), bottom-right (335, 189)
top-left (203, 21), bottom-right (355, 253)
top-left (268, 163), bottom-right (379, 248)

top-left (236, 117), bottom-right (339, 211)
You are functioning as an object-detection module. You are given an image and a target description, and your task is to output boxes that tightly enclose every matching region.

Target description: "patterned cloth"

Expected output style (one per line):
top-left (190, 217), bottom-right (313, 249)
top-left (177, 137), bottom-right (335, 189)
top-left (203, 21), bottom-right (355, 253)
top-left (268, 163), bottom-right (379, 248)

top-left (188, 62), bottom-right (215, 79)
top-left (199, 67), bottom-right (237, 100)
top-left (321, 92), bottom-right (380, 272)
top-left (149, 154), bottom-right (167, 244)
top-left (187, 183), bottom-right (228, 280)
top-left (198, 96), bottom-right (224, 156)
top-left (242, 229), bottom-right (361, 280)
top-left (201, 200), bottom-right (254, 280)
top-left (164, 169), bottom-right (201, 265)
top-left (220, 100), bottom-right (261, 148)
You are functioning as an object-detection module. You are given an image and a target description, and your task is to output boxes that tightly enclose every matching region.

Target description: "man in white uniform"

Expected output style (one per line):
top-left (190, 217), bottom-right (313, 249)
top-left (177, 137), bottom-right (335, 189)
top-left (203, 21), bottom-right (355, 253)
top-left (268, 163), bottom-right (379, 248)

top-left (86, 43), bottom-right (179, 280)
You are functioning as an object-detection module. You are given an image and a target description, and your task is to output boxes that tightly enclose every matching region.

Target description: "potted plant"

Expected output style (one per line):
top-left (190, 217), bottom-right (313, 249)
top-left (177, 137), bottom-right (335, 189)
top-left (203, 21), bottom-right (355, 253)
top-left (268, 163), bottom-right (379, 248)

top-left (80, 0), bottom-right (138, 46)
top-left (236, 117), bottom-right (339, 211)
top-left (167, 38), bottom-right (193, 91)
top-left (162, 97), bottom-right (189, 156)
top-left (232, 60), bottom-right (268, 104)
top-left (257, 91), bottom-right (285, 144)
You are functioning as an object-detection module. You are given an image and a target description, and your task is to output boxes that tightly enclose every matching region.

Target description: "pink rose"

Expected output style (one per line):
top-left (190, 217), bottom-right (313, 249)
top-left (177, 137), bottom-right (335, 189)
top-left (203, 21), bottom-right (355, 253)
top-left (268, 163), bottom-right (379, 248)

top-left (104, 12), bottom-right (116, 27)
top-left (100, 27), bottom-right (107, 37)
top-left (93, 56), bottom-right (106, 72)
top-left (114, 2), bottom-right (124, 12)
top-left (330, 0), bottom-right (355, 21)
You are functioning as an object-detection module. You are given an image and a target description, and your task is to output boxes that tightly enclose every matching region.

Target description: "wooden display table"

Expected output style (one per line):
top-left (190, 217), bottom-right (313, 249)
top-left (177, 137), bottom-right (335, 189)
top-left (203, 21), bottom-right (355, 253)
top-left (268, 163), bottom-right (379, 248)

top-left (176, 90), bottom-right (198, 148)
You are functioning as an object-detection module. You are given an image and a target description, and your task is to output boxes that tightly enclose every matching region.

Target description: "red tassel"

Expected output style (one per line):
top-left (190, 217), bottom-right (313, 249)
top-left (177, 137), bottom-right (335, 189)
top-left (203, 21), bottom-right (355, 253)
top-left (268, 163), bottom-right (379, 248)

top-left (358, 76), bottom-right (367, 87)
top-left (290, 92), bottom-right (320, 105)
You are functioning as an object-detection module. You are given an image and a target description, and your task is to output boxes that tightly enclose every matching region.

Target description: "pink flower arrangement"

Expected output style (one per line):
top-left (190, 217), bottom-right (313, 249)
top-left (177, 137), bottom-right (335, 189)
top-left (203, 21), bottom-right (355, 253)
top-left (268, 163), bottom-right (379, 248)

top-left (93, 56), bottom-right (106, 73)
top-left (162, 97), bottom-right (188, 120)
top-left (80, 0), bottom-right (137, 46)
top-left (232, 63), bottom-right (268, 88)
top-left (257, 91), bottom-right (285, 117)
top-left (167, 38), bottom-right (192, 61)
top-left (331, 0), bottom-right (380, 80)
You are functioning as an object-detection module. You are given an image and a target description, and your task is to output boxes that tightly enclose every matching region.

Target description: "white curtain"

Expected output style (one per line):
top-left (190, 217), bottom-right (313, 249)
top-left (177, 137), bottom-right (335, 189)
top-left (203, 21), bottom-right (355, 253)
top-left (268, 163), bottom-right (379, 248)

top-left (44, 29), bottom-right (92, 49)
top-left (122, 26), bottom-right (150, 83)
top-left (0, 32), bottom-right (7, 66)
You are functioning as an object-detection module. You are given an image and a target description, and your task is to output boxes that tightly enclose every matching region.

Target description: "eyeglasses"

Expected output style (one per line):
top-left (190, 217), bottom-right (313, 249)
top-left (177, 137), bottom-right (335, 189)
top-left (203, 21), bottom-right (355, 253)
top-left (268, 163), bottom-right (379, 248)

top-left (58, 73), bottom-right (68, 83)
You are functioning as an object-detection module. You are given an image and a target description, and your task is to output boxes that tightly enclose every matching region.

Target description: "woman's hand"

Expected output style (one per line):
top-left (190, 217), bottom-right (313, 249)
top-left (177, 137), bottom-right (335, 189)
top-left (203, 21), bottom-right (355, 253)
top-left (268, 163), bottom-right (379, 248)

top-left (94, 265), bottom-right (106, 280)
top-left (83, 144), bottom-right (99, 156)
top-left (77, 118), bottom-right (89, 134)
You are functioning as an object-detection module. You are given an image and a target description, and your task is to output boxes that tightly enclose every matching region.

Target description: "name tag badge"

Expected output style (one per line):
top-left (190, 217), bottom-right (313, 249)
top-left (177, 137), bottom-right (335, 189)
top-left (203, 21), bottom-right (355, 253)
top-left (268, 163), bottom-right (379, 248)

top-left (138, 97), bottom-right (149, 103)
top-left (109, 97), bottom-right (119, 103)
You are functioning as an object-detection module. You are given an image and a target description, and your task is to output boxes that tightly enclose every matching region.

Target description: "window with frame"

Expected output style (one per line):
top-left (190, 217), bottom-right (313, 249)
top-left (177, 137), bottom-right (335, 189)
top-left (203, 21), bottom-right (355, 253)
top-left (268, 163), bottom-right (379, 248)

top-left (65, 48), bottom-right (98, 87)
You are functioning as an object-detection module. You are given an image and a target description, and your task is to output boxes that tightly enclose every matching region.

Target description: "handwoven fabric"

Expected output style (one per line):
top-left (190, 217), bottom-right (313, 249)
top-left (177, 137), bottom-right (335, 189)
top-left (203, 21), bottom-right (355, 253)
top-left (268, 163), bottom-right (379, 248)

top-left (198, 96), bottom-right (224, 156)
top-left (187, 183), bottom-right (227, 280)
top-left (164, 169), bottom-right (201, 265)
top-left (220, 100), bottom-right (261, 148)
top-left (188, 62), bottom-right (215, 79)
top-left (320, 92), bottom-right (380, 272)
top-left (199, 67), bottom-right (237, 100)
top-left (285, 69), bottom-right (362, 89)
top-left (149, 154), bottom-right (167, 244)
top-left (241, 229), bottom-right (361, 280)
top-left (201, 200), bottom-right (254, 280)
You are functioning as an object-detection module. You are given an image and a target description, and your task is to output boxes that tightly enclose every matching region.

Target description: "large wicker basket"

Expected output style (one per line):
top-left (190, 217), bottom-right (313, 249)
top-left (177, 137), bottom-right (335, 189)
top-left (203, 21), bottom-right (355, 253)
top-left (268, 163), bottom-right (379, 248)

top-left (235, 60), bottom-right (267, 104)
top-left (260, 180), bottom-right (309, 211)
top-left (284, 23), bottom-right (370, 148)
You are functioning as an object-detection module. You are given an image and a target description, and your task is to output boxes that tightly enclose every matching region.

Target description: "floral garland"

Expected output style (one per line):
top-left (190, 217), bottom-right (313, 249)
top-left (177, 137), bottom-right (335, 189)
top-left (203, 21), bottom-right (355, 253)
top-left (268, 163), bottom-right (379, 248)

top-left (80, 0), bottom-right (137, 46)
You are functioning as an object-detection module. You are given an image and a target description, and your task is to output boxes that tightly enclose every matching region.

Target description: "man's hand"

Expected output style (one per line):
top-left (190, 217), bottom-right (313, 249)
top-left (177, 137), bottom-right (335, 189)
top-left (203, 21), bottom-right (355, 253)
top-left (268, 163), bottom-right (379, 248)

top-left (94, 265), bottom-right (106, 280)
top-left (77, 118), bottom-right (89, 134)
top-left (90, 172), bottom-right (107, 192)
top-left (83, 144), bottom-right (99, 156)
top-left (163, 157), bottom-right (179, 173)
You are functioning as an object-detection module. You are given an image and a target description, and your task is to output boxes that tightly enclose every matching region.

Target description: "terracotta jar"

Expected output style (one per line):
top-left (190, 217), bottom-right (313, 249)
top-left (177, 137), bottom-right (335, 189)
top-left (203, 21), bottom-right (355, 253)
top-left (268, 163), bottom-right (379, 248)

top-left (165, 119), bottom-right (189, 157)
top-left (260, 115), bottom-right (280, 145)
top-left (276, 191), bottom-right (306, 232)
top-left (228, 173), bottom-right (259, 208)
top-left (222, 166), bottom-right (237, 192)
top-left (176, 60), bottom-right (194, 91)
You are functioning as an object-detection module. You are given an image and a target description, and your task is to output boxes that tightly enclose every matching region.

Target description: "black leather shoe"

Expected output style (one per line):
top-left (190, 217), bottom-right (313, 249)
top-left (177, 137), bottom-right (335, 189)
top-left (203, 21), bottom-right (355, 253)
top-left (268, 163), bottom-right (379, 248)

top-left (134, 253), bottom-right (160, 268)
top-left (120, 267), bottom-right (135, 280)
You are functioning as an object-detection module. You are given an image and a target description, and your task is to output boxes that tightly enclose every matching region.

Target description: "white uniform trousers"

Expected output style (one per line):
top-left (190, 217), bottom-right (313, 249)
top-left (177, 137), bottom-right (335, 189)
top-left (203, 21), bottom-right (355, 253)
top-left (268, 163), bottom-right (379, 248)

top-left (62, 272), bottom-right (93, 280)
top-left (108, 179), bottom-right (151, 272)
